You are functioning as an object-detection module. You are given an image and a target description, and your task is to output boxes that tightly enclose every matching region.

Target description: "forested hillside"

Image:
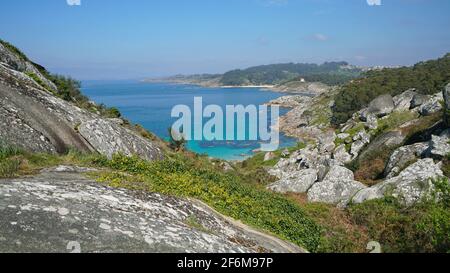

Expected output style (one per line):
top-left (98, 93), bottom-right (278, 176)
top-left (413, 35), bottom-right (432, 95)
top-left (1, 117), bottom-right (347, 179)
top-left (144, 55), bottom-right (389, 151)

top-left (219, 61), bottom-right (362, 86)
top-left (332, 53), bottom-right (450, 125)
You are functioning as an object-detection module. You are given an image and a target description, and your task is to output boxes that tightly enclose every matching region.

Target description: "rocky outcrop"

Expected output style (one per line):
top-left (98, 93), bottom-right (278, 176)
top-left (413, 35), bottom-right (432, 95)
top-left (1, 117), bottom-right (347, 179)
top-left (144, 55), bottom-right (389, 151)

top-left (384, 142), bottom-right (429, 179)
top-left (419, 93), bottom-right (443, 116)
top-left (428, 130), bottom-right (450, 159)
top-left (78, 119), bottom-right (163, 161)
top-left (0, 44), bottom-right (163, 161)
top-left (352, 159), bottom-right (444, 205)
top-left (264, 152), bottom-right (276, 162)
top-left (267, 169), bottom-right (318, 193)
top-left (393, 89), bottom-right (417, 111)
top-left (307, 165), bottom-right (366, 206)
top-left (0, 166), bottom-right (305, 253)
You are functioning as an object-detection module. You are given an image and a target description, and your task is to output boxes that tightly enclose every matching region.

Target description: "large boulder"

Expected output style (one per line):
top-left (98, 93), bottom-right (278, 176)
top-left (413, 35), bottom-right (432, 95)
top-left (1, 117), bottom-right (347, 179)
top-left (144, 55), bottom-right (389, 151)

top-left (78, 119), bottom-right (163, 161)
top-left (323, 165), bottom-right (355, 181)
top-left (393, 89), bottom-right (417, 111)
top-left (357, 131), bottom-right (406, 162)
top-left (419, 96), bottom-right (443, 116)
top-left (384, 142), bottom-right (429, 178)
top-left (410, 93), bottom-right (430, 109)
top-left (352, 159), bottom-right (444, 205)
top-left (307, 178), bottom-right (367, 207)
top-left (443, 83), bottom-right (450, 127)
top-left (363, 94), bottom-right (395, 119)
top-left (267, 169), bottom-right (318, 193)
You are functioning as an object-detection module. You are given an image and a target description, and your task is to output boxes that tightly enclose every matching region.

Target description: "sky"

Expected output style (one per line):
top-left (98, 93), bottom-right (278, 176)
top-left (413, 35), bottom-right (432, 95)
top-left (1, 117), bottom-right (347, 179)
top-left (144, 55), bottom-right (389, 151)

top-left (0, 0), bottom-right (449, 80)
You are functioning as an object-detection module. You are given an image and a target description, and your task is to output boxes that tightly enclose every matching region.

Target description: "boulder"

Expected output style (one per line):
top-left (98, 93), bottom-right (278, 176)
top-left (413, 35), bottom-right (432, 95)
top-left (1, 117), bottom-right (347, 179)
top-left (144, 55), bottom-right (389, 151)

top-left (357, 131), bottom-right (406, 162)
top-left (384, 142), bottom-right (429, 178)
top-left (333, 145), bottom-right (352, 165)
top-left (352, 159), bottom-right (444, 205)
top-left (364, 114), bottom-right (378, 130)
top-left (281, 148), bottom-right (290, 158)
top-left (323, 165), bottom-right (355, 181)
top-left (307, 178), bottom-right (367, 207)
top-left (429, 133), bottom-right (450, 159)
top-left (419, 97), bottom-right (443, 116)
top-left (393, 89), bottom-right (417, 111)
top-left (267, 169), bottom-right (318, 193)
top-left (410, 93), bottom-right (430, 109)
top-left (78, 119), bottom-right (163, 161)
top-left (367, 94), bottom-right (395, 118)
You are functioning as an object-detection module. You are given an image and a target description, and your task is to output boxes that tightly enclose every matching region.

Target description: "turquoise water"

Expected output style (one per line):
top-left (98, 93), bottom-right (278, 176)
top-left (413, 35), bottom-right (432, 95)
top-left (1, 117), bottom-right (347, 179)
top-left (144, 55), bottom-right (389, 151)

top-left (82, 81), bottom-right (297, 160)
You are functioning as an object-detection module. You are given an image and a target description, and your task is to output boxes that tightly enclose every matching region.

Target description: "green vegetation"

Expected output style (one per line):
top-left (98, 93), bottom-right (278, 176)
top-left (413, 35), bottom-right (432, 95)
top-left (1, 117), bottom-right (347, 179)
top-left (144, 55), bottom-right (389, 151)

top-left (95, 153), bottom-right (321, 251)
top-left (220, 62), bottom-right (361, 86)
top-left (371, 111), bottom-right (419, 137)
top-left (0, 39), bottom-right (29, 62)
top-left (348, 179), bottom-right (450, 253)
top-left (332, 53), bottom-right (450, 124)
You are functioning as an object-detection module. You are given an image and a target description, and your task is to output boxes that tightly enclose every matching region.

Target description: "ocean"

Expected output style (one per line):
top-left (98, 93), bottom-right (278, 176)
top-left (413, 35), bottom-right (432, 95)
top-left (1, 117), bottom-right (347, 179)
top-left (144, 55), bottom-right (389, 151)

top-left (82, 80), bottom-right (297, 161)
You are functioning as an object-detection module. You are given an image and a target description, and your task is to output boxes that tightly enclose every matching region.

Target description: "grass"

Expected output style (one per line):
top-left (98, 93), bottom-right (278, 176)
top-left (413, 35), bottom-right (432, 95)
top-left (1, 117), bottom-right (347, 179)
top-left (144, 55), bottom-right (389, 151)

top-left (371, 110), bottom-right (419, 138)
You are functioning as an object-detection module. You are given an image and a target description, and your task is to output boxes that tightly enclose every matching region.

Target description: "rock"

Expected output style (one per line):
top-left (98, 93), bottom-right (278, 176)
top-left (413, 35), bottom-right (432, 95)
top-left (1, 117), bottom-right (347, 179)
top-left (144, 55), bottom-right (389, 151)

top-left (268, 169), bottom-right (318, 194)
top-left (393, 89), bottom-right (417, 111)
top-left (78, 119), bottom-right (163, 161)
top-left (443, 83), bottom-right (450, 127)
top-left (337, 133), bottom-right (350, 140)
top-left (333, 145), bottom-right (352, 165)
top-left (365, 114), bottom-right (378, 130)
top-left (0, 167), bottom-right (305, 253)
top-left (350, 140), bottom-right (366, 157)
top-left (367, 94), bottom-right (395, 118)
top-left (429, 134), bottom-right (450, 159)
top-left (419, 96), bottom-right (443, 116)
top-left (357, 131), bottom-right (406, 162)
top-left (307, 178), bottom-right (367, 207)
top-left (352, 159), bottom-right (444, 205)
top-left (324, 165), bottom-right (355, 181)
top-left (410, 93), bottom-right (430, 109)
top-left (318, 131), bottom-right (336, 154)
top-left (384, 142), bottom-right (429, 178)
top-left (264, 152), bottom-right (277, 162)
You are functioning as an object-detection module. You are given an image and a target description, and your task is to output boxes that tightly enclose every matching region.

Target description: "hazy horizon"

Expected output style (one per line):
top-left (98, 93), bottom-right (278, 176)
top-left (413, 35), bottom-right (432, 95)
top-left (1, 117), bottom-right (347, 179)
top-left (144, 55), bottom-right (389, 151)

top-left (1, 0), bottom-right (449, 80)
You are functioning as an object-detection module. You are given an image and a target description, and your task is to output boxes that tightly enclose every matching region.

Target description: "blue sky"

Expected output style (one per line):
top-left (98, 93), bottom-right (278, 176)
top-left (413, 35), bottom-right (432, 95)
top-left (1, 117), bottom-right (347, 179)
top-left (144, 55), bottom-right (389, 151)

top-left (0, 0), bottom-right (449, 80)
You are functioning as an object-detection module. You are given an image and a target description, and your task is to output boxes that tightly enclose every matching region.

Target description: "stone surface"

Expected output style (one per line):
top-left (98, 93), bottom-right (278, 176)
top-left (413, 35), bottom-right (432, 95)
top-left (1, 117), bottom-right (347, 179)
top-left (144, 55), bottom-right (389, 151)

top-left (78, 119), bottom-right (163, 161)
top-left (419, 96), bottom-right (443, 116)
top-left (267, 169), bottom-right (318, 194)
top-left (429, 134), bottom-right (450, 159)
top-left (352, 159), bottom-right (444, 205)
top-left (333, 145), bottom-right (352, 165)
top-left (0, 45), bottom-right (163, 161)
top-left (323, 165), bottom-right (355, 181)
top-left (366, 94), bottom-right (395, 118)
top-left (307, 178), bottom-right (366, 207)
top-left (384, 142), bottom-right (429, 178)
top-left (393, 89), bottom-right (417, 111)
top-left (411, 93), bottom-right (430, 109)
top-left (0, 167), bottom-right (305, 253)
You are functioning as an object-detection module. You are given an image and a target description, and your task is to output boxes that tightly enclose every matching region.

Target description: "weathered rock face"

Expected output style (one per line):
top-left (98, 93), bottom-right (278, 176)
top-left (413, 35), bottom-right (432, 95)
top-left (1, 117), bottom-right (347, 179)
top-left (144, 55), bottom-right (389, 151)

top-left (333, 145), bottom-right (352, 165)
top-left (267, 169), bottom-right (318, 194)
top-left (0, 167), bottom-right (305, 253)
top-left (352, 159), bottom-right (444, 205)
top-left (78, 119), bottom-right (163, 161)
top-left (357, 131), bottom-right (405, 162)
top-left (384, 142), bottom-right (429, 179)
top-left (444, 83), bottom-right (450, 127)
top-left (419, 95), bottom-right (443, 116)
top-left (0, 45), bottom-right (163, 161)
